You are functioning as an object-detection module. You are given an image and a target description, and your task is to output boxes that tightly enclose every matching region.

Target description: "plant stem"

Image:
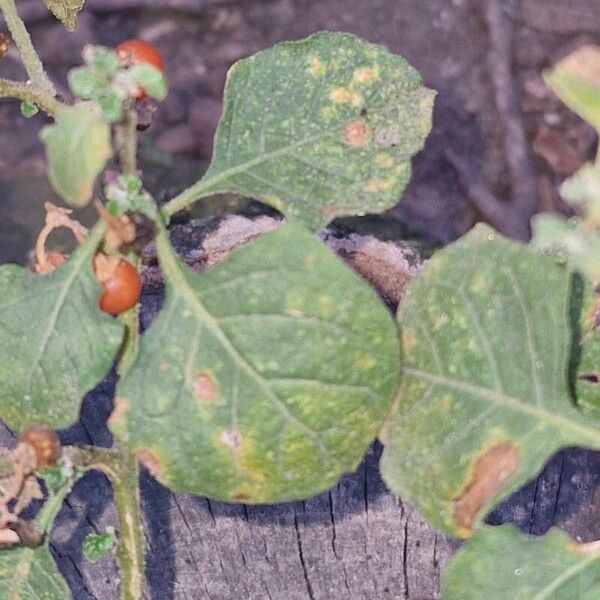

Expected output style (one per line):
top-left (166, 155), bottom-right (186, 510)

top-left (115, 109), bottom-right (138, 176)
top-left (0, 78), bottom-right (62, 117)
top-left (65, 445), bottom-right (145, 600)
top-left (0, 0), bottom-right (56, 96)
top-left (117, 254), bottom-right (141, 376)
top-left (108, 449), bottom-right (145, 600)
top-left (163, 175), bottom-right (225, 216)
top-left (35, 470), bottom-right (84, 534)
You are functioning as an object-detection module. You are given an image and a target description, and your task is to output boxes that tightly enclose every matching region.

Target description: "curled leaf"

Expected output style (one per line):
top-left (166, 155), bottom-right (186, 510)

top-left (42, 0), bottom-right (84, 31)
top-left (41, 103), bottom-right (112, 208)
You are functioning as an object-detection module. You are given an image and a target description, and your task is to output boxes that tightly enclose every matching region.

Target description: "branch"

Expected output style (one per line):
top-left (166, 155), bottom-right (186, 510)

top-left (115, 109), bottom-right (138, 176)
top-left (0, 0), bottom-right (55, 96)
top-left (0, 78), bottom-right (62, 117)
top-left (482, 0), bottom-right (538, 218)
top-left (65, 445), bottom-right (145, 600)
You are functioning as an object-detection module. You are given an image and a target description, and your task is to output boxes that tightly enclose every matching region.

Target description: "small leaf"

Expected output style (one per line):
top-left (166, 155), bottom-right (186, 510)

top-left (20, 102), bottom-right (39, 118)
top-left (544, 45), bottom-right (600, 133)
top-left (128, 64), bottom-right (168, 100)
top-left (68, 66), bottom-right (108, 100)
top-left (189, 31), bottom-right (434, 230)
top-left (42, 0), bottom-right (84, 31)
top-left (41, 103), bottom-right (113, 207)
top-left (442, 525), bottom-right (600, 599)
top-left (0, 225), bottom-right (123, 431)
top-left (0, 544), bottom-right (71, 598)
top-left (380, 224), bottom-right (600, 538)
top-left (111, 222), bottom-right (399, 502)
top-left (82, 526), bottom-right (116, 563)
top-left (531, 213), bottom-right (600, 285)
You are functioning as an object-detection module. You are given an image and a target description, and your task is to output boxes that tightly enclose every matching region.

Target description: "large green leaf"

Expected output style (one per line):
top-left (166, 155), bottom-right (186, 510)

top-left (0, 225), bottom-right (123, 431)
top-left (111, 222), bottom-right (399, 502)
top-left (0, 544), bottom-right (71, 599)
top-left (41, 103), bottom-right (112, 208)
top-left (380, 224), bottom-right (600, 538)
top-left (442, 525), bottom-right (600, 599)
top-left (42, 0), bottom-right (84, 31)
top-left (170, 32), bottom-right (434, 229)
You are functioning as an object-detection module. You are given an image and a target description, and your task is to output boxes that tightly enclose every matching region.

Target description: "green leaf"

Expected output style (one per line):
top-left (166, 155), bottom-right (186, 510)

top-left (111, 222), bottom-right (399, 502)
top-left (177, 31), bottom-right (434, 229)
top-left (128, 64), bottom-right (168, 101)
top-left (379, 224), bottom-right (600, 538)
top-left (0, 463), bottom-right (82, 600)
top-left (41, 103), bottom-right (113, 208)
top-left (531, 213), bottom-right (600, 285)
top-left (42, 0), bottom-right (84, 31)
top-left (68, 66), bottom-right (108, 100)
top-left (20, 102), bottom-right (39, 119)
top-left (544, 45), bottom-right (600, 133)
top-left (82, 526), bottom-right (116, 563)
top-left (0, 544), bottom-right (71, 599)
top-left (442, 525), bottom-right (600, 599)
top-left (0, 225), bottom-right (123, 431)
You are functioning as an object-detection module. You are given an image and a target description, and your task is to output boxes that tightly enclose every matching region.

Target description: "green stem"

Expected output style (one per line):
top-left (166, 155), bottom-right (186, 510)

top-left (107, 450), bottom-right (145, 600)
top-left (115, 109), bottom-right (138, 176)
top-left (117, 254), bottom-right (141, 376)
top-left (0, 0), bottom-right (56, 96)
top-left (35, 470), bottom-right (84, 534)
top-left (65, 445), bottom-right (145, 600)
top-left (0, 78), bottom-right (62, 117)
top-left (162, 176), bottom-right (224, 216)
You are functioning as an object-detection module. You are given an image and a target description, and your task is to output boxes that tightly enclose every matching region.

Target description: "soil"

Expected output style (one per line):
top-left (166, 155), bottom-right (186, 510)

top-left (1, 0), bottom-right (600, 598)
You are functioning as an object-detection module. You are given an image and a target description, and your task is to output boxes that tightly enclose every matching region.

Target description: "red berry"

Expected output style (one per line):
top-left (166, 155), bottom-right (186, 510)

top-left (95, 255), bottom-right (141, 316)
top-left (18, 426), bottom-right (62, 469)
top-left (115, 39), bottom-right (164, 72)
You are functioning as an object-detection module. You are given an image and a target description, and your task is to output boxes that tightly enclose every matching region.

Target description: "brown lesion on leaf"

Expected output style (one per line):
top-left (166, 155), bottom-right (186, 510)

top-left (452, 441), bottom-right (519, 537)
top-left (135, 448), bottom-right (164, 480)
top-left (233, 491), bottom-right (251, 502)
top-left (344, 119), bottom-right (369, 148)
top-left (108, 397), bottom-right (131, 430)
top-left (193, 372), bottom-right (219, 404)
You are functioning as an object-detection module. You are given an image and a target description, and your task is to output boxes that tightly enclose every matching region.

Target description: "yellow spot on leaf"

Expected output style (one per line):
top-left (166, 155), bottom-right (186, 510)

top-left (365, 178), bottom-right (394, 193)
top-left (404, 332), bottom-right (417, 354)
top-left (356, 355), bottom-right (376, 370)
top-left (264, 195), bottom-right (284, 211)
top-left (353, 66), bottom-right (379, 84)
top-left (374, 153), bottom-right (395, 169)
top-left (330, 87), bottom-right (353, 104)
top-left (317, 295), bottom-right (335, 317)
top-left (308, 55), bottom-right (326, 77)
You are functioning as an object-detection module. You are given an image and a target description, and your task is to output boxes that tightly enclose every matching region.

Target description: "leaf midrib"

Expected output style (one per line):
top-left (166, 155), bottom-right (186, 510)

top-left (403, 367), bottom-right (600, 448)
top-left (532, 550), bottom-right (600, 600)
top-left (25, 224), bottom-right (103, 394)
top-left (156, 229), bottom-right (332, 459)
